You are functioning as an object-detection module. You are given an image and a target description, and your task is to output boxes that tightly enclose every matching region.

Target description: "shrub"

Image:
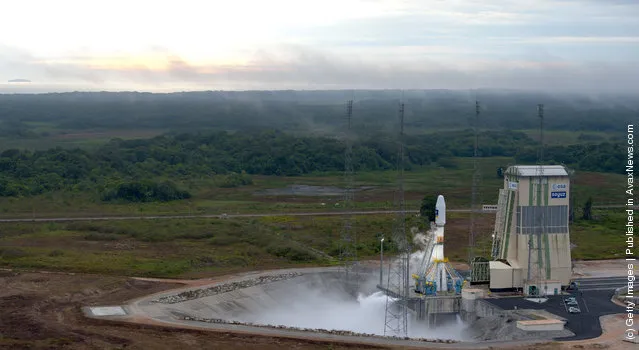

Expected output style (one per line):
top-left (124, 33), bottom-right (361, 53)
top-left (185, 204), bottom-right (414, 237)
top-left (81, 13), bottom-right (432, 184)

top-left (0, 248), bottom-right (28, 258)
top-left (209, 235), bottom-right (242, 246)
top-left (177, 231), bottom-right (214, 240)
top-left (48, 249), bottom-right (65, 257)
top-left (266, 243), bottom-right (315, 262)
top-left (85, 233), bottom-right (120, 241)
top-left (101, 180), bottom-right (191, 202)
top-left (218, 171), bottom-right (253, 188)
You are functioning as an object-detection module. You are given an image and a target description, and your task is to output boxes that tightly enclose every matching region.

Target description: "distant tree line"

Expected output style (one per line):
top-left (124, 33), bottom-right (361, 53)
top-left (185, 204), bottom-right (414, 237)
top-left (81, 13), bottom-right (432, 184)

top-left (0, 91), bottom-right (635, 138)
top-left (0, 129), bottom-right (626, 199)
top-left (513, 142), bottom-right (625, 173)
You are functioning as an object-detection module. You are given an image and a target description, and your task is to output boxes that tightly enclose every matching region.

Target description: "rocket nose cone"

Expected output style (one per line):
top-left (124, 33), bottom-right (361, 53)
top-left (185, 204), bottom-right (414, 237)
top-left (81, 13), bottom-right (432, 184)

top-left (436, 195), bottom-right (445, 207)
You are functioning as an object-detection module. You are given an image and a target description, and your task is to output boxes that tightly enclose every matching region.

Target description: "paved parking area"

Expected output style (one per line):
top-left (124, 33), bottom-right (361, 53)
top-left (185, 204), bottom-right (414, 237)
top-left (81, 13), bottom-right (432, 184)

top-left (572, 277), bottom-right (627, 291)
top-left (485, 290), bottom-right (626, 340)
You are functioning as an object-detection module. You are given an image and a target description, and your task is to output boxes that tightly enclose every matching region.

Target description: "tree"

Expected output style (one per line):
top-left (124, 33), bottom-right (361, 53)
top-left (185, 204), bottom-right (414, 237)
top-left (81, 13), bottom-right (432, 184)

top-left (582, 197), bottom-right (593, 220)
top-left (497, 167), bottom-right (504, 178)
top-left (420, 195), bottom-right (438, 223)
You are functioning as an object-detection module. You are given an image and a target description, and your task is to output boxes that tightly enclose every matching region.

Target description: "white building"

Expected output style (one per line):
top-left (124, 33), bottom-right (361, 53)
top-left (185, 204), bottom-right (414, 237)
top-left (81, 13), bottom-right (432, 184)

top-left (490, 165), bottom-right (572, 295)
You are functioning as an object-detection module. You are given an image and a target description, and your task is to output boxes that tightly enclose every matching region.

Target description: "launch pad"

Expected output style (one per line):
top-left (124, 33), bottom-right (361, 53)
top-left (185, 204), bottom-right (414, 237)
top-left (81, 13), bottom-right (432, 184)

top-left (378, 195), bottom-right (465, 324)
top-left (413, 260), bottom-right (464, 296)
top-left (376, 283), bottom-right (462, 323)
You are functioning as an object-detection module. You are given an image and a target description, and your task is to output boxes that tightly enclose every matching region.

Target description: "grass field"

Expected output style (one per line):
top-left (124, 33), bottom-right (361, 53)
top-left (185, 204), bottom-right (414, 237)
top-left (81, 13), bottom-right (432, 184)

top-left (571, 209), bottom-right (636, 260)
top-left (0, 206), bottom-right (629, 278)
top-left (0, 145), bottom-right (628, 277)
top-left (0, 210), bottom-right (502, 278)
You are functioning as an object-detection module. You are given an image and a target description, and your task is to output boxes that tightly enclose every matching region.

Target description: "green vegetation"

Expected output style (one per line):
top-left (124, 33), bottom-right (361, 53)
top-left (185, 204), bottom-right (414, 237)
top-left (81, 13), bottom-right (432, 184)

top-left (582, 197), bottom-right (593, 220)
top-left (420, 195), bottom-right (437, 223)
top-left (0, 130), bottom-right (626, 201)
top-left (219, 171), bottom-right (254, 188)
top-left (1, 202), bottom-right (627, 277)
top-left (0, 90), bottom-right (631, 276)
top-left (571, 209), bottom-right (637, 260)
top-left (0, 155), bottom-right (626, 220)
top-left (0, 91), bottom-right (635, 143)
top-left (0, 215), bottom-right (422, 277)
top-left (517, 129), bottom-right (622, 146)
top-left (0, 170), bottom-right (629, 276)
top-left (515, 142), bottom-right (626, 174)
top-left (101, 180), bottom-right (191, 202)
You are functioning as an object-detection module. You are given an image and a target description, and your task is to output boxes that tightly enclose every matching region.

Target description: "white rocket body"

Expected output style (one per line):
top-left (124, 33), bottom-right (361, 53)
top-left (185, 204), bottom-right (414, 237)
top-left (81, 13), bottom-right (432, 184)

top-left (433, 195), bottom-right (446, 260)
top-left (435, 195), bottom-right (446, 227)
top-left (433, 195), bottom-right (447, 292)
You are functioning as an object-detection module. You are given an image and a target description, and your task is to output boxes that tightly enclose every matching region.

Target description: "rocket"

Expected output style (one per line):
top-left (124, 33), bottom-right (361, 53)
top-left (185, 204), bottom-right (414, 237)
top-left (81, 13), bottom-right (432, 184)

top-left (433, 195), bottom-right (446, 259)
top-left (433, 195), bottom-right (447, 291)
top-left (435, 195), bottom-right (446, 227)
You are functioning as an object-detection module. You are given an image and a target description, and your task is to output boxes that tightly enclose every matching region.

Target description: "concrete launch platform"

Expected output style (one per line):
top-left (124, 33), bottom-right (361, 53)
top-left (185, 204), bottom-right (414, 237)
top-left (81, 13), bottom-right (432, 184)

top-left (85, 306), bottom-right (128, 317)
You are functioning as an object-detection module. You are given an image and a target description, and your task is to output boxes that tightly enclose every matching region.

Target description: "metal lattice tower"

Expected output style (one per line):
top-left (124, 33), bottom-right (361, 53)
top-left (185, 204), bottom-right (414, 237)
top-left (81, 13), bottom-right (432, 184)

top-left (384, 101), bottom-right (409, 338)
top-left (469, 101), bottom-right (481, 274)
top-left (526, 104), bottom-right (547, 296)
top-left (339, 100), bottom-right (357, 281)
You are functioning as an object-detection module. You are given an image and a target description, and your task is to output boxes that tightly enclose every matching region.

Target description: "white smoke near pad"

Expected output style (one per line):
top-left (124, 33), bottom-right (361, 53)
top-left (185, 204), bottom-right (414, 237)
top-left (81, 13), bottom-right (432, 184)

top-left (241, 274), bottom-right (470, 341)
top-left (410, 226), bottom-right (437, 277)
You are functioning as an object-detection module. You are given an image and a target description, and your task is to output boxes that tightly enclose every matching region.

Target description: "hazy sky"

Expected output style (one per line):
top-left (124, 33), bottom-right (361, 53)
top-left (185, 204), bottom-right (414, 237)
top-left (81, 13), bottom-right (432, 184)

top-left (1, 0), bottom-right (638, 92)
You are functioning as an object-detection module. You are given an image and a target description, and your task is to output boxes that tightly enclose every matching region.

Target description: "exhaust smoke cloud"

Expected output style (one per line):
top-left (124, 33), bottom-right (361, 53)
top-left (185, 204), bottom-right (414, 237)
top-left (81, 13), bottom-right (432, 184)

top-left (234, 272), bottom-right (471, 340)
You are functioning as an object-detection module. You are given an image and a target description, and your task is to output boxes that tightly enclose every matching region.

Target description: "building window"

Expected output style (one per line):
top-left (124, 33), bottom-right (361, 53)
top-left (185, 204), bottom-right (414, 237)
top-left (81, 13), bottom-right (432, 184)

top-left (515, 205), bottom-right (569, 234)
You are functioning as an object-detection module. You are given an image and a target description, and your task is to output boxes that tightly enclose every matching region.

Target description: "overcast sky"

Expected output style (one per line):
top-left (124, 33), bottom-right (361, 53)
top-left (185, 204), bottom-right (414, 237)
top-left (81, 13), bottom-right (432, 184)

top-left (1, 0), bottom-right (638, 93)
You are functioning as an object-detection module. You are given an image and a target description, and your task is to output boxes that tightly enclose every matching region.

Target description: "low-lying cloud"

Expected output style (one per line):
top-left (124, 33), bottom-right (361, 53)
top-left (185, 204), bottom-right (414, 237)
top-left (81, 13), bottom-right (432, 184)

top-left (1, 43), bottom-right (637, 94)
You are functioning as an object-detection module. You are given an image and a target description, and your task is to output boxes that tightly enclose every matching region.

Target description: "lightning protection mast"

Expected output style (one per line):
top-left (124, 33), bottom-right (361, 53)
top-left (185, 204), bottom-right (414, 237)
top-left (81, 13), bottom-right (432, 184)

top-left (383, 100), bottom-right (409, 338)
top-left (469, 100), bottom-right (481, 281)
top-left (339, 100), bottom-right (358, 283)
top-left (526, 104), bottom-right (547, 297)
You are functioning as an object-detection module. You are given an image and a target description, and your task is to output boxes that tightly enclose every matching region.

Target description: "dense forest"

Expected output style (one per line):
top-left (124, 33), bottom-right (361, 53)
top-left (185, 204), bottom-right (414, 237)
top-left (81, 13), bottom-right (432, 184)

top-left (0, 90), bottom-right (636, 137)
top-left (0, 129), bottom-right (625, 199)
top-left (0, 90), bottom-right (631, 201)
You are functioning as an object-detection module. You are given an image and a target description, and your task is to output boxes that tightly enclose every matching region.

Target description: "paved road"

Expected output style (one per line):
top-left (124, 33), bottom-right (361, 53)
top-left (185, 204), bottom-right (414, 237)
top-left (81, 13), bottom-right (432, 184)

top-left (0, 209), bottom-right (489, 223)
top-left (592, 205), bottom-right (639, 209)
top-left (572, 277), bottom-right (628, 291)
top-left (0, 204), bottom-right (632, 223)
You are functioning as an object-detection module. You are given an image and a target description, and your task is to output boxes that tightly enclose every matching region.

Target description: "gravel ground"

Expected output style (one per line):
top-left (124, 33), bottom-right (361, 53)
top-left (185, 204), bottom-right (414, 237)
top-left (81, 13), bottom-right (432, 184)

top-left (151, 272), bottom-right (302, 304)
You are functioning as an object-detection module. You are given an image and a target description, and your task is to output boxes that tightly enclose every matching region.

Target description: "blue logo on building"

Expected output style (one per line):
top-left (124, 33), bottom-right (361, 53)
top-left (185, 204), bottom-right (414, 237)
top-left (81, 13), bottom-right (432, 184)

top-left (551, 191), bottom-right (567, 198)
